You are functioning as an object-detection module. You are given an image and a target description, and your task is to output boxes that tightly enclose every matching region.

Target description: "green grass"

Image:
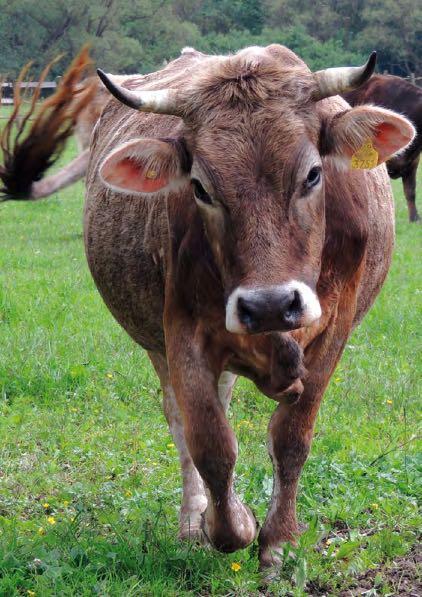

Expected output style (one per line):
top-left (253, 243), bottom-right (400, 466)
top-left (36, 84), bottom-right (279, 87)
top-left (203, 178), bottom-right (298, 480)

top-left (0, 139), bottom-right (421, 596)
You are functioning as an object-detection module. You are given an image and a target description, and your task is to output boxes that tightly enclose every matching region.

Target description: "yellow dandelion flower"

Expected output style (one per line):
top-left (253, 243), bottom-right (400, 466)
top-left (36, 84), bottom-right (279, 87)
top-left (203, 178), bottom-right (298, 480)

top-left (125, 490), bottom-right (132, 497)
top-left (371, 503), bottom-right (379, 510)
top-left (38, 527), bottom-right (45, 536)
top-left (70, 407), bottom-right (78, 413)
top-left (42, 503), bottom-right (49, 509)
top-left (63, 500), bottom-right (69, 507)
top-left (47, 516), bottom-right (56, 525)
top-left (106, 373), bottom-right (113, 379)
top-left (386, 399), bottom-right (393, 405)
top-left (238, 420), bottom-right (253, 429)
top-left (231, 562), bottom-right (241, 572)
top-left (167, 442), bottom-right (175, 449)
top-left (27, 591), bottom-right (36, 597)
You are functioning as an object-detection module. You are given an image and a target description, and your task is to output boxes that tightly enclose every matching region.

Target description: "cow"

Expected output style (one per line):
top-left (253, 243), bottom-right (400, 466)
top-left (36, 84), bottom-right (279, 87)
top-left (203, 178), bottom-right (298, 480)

top-left (0, 72), bottom-right (141, 201)
top-left (343, 74), bottom-right (422, 222)
top-left (0, 48), bottom-right (97, 202)
top-left (26, 76), bottom-right (124, 200)
top-left (82, 44), bottom-right (415, 574)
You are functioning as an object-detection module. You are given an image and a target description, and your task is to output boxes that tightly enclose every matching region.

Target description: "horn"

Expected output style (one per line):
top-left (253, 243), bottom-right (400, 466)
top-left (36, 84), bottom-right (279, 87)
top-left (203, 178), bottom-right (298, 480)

top-left (97, 69), bottom-right (179, 115)
top-left (314, 51), bottom-right (377, 100)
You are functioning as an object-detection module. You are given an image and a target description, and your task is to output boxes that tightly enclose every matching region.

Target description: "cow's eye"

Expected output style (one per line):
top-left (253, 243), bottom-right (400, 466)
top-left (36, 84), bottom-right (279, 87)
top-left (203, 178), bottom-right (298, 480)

top-left (306, 166), bottom-right (321, 189)
top-left (192, 179), bottom-right (213, 205)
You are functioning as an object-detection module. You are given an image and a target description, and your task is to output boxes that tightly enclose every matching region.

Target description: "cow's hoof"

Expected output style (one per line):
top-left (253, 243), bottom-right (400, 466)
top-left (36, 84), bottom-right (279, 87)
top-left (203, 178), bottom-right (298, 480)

top-left (259, 545), bottom-right (298, 586)
top-left (259, 545), bottom-right (282, 571)
top-left (409, 212), bottom-right (420, 223)
top-left (178, 495), bottom-right (208, 544)
top-left (179, 525), bottom-right (209, 545)
top-left (201, 502), bottom-right (258, 552)
top-left (258, 525), bottom-right (304, 580)
top-left (258, 547), bottom-right (283, 587)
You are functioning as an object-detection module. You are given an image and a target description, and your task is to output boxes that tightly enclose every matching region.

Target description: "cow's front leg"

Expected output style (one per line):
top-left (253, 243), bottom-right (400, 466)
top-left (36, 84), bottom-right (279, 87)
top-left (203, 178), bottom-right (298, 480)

top-left (258, 397), bottom-right (318, 570)
top-left (165, 324), bottom-right (257, 552)
top-left (259, 309), bottom-right (353, 572)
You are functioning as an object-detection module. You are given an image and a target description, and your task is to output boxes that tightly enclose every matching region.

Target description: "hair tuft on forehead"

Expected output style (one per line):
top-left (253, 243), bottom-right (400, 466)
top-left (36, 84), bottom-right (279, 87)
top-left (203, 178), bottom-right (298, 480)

top-left (179, 47), bottom-right (316, 120)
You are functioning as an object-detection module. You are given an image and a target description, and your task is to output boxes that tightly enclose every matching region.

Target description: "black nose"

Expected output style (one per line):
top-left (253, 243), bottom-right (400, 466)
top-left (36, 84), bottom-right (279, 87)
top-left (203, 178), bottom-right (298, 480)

top-left (237, 289), bottom-right (303, 333)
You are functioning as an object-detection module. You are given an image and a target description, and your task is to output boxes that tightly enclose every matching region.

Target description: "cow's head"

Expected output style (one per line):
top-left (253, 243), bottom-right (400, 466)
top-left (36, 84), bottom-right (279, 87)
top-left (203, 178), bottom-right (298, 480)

top-left (98, 46), bottom-right (415, 335)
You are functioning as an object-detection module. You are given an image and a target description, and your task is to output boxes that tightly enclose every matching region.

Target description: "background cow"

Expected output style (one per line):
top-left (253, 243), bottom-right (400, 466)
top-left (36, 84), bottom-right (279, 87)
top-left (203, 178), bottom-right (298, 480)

top-left (82, 45), bottom-right (414, 574)
top-left (343, 74), bottom-right (422, 222)
top-left (0, 49), bottom-right (97, 202)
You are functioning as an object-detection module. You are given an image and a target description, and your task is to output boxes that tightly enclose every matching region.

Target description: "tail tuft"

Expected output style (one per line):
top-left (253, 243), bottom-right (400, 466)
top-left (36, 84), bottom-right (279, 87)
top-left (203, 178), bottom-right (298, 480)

top-left (0, 46), bottom-right (96, 200)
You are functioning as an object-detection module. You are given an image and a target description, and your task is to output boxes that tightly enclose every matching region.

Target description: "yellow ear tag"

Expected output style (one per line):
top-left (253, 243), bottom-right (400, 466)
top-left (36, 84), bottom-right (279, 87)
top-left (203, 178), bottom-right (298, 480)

top-left (351, 139), bottom-right (379, 169)
top-left (145, 169), bottom-right (158, 179)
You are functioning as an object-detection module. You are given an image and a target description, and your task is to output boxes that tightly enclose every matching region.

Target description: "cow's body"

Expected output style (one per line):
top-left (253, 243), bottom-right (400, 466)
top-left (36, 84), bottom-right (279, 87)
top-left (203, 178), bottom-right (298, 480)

top-left (343, 74), bottom-right (422, 222)
top-left (84, 46), bottom-right (412, 570)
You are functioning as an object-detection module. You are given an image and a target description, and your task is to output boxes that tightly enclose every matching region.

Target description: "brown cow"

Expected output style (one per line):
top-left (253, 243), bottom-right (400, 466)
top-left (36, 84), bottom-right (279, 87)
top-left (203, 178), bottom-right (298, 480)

top-left (0, 49), bottom-right (126, 202)
top-left (84, 45), bottom-right (415, 572)
top-left (343, 74), bottom-right (422, 222)
top-left (0, 48), bottom-right (96, 202)
top-left (23, 74), bottom-right (140, 200)
top-left (28, 76), bottom-right (126, 200)
top-left (84, 46), bottom-right (415, 572)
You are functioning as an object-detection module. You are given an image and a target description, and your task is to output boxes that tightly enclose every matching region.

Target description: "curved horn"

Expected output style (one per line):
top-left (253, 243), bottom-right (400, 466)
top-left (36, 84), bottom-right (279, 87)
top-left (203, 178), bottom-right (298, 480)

top-left (314, 51), bottom-right (377, 100)
top-left (97, 69), bottom-right (179, 115)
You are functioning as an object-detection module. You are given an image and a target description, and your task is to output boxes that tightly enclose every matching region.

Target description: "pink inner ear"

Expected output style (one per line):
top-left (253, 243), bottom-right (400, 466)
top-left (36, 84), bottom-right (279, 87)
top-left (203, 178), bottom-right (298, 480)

top-left (373, 122), bottom-right (411, 162)
top-left (103, 156), bottom-right (169, 193)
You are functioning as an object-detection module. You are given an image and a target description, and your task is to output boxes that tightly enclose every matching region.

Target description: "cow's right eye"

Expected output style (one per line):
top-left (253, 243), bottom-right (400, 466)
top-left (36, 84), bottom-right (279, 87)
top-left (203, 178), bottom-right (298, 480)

top-left (306, 166), bottom-right (321, 189)
top-left (192, 179), bottom-right (213, 205)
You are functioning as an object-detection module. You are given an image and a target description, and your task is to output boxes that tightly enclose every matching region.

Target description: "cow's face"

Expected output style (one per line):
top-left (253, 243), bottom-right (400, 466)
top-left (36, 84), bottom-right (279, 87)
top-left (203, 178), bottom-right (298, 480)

top-left (99, 46), bottom-right (415, 335)
top-left (183, 110), bottom-right (325, 334)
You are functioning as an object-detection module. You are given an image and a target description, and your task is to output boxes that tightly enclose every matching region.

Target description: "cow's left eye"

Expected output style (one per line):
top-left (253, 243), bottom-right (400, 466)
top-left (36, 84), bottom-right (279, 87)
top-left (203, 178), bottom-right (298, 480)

top-left (305, 166), bottom-right (321, 189)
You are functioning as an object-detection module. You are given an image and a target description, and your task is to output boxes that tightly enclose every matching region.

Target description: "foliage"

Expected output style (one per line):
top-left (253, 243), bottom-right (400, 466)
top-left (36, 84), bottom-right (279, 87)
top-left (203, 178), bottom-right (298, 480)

top-left (0, 0), bottom-right (420, 78)
top-left (0, 135), bottom-right (420, 594)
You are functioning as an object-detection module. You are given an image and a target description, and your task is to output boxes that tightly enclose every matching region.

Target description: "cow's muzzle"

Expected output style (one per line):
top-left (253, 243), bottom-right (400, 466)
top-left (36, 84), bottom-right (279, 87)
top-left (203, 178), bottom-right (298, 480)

top-left (225, 281), bottom-right (321, 334)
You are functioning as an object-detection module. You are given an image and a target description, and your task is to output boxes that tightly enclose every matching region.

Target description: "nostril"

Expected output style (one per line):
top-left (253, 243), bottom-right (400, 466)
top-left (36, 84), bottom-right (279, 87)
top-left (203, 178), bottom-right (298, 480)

top-left (237, 296), bottom-right (257, 329)
top-left (283, 290), bottom-right (303, 322)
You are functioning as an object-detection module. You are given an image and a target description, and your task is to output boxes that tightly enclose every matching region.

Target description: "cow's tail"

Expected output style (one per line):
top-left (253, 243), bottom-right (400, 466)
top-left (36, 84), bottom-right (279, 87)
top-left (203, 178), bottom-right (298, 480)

top-left (0, 46), bottom-right (96, 201)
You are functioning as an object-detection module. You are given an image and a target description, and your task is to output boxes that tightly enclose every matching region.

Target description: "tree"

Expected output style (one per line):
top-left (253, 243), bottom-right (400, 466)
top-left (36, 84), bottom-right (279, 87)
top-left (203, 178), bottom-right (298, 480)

top-left (355, 0), bottom-right (421, 75)
top-left (0, 0), bottom-right (419, 79)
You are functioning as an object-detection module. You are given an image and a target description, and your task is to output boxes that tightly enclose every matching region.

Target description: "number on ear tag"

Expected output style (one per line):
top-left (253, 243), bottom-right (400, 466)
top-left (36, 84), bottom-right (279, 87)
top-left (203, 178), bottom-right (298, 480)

top-left (351, 139), bottom-right (379, 169)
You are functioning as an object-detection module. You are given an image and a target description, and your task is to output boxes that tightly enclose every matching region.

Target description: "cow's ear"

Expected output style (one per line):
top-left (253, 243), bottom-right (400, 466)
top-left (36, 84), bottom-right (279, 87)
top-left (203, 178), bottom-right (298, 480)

top-left (99, 138), bottom-right (191, 195)
top-left (323, 106), bottom-right (415, 169)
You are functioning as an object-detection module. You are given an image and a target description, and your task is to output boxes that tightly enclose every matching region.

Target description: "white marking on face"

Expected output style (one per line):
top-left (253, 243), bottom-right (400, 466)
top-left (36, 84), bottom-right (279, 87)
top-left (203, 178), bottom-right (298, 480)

top-left (226, 287), bottom-right (248, 334)
top-left (225, 281), bottom-right (322, 334)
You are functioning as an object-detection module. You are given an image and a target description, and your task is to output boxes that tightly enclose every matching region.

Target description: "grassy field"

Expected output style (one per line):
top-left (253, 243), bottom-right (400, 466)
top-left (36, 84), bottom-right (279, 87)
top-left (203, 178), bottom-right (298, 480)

top-left (0, 139), bottom-right (421, 596)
